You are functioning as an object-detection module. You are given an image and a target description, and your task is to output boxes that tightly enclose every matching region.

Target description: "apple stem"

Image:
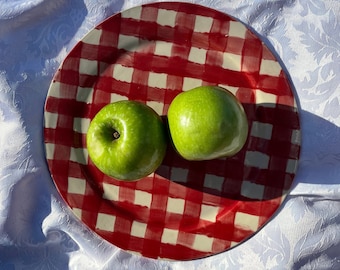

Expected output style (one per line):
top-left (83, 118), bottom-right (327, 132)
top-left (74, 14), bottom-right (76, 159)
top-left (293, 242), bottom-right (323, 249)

top-left (113, 130), bottom-right (120, 140)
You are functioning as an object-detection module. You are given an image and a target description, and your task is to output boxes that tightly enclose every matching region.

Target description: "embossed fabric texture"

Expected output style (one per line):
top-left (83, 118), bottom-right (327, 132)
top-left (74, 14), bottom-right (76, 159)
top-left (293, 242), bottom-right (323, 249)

top-left (0, 0), bottom-right (339, 269)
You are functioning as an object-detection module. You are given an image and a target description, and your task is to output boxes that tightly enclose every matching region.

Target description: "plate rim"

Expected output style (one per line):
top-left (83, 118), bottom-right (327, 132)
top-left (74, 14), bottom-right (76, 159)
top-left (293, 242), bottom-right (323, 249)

top-left (44, 1), bottom-right (301, 261)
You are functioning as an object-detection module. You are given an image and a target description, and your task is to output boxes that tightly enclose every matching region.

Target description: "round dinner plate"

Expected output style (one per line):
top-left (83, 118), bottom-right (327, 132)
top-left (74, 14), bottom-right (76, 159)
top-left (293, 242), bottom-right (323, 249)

top-left (44, 2), bottom-right (301, 260)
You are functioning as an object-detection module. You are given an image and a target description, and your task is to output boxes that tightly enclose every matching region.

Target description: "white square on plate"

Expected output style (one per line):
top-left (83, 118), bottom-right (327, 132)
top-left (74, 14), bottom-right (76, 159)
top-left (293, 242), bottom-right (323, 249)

top-left (102, 183), bottom-right (120, 201)
top-left (161, 228), bottom-right (179, 244)
top-left (286, 159), bottom-right (298, 174)
top-left (79, 58), bottom-right (98, 76)
top-left (204, 174), bottom-right (224, 191)
top-left (291, 129), bottom-right (301, 145)
top-left (222, 52), bottom-right (242, 72)
top-left (240, 181), bottom-right (265, 200)
top-left (76, 87), bottom-right (93, 103)
top-left (245, 151), bottom-right (269, 169)
top-left (228, 21), bottom-right (247, 39)
top-left (82, 29), bottom-right (102, 45)
top-left (192, 234), bottom-right (214, 252)
top-left (157, 9), bottom-right (177, 27)
top-left (260, 59), bottom-right (282, 76)
top-left (72, 208), bottom-right (82, 219)
top-left (200, 204), bottom-right (219, 222)
top-left (250, 121), bottom-right (273, 140)
top-left (70, 147), bottom-right (88, 165)
top-left (121, 6), bottom-right (142, 20)
top-left (170, 167), bottom-right (189, 183)
top-left (118, 34), bottom-right (140, 51)
top-left (96, 213), bottom-right (116, 232)
top-left (154, 41), bottom-right (173, 57)
top-left (131, 221), bottom-right (147, 238)
top-left (110, 93), bottom-right (128, 103)
top-left (230, 241), bottom-right (238, 247)
top-left (166, 197), bottom-right (185, 214)
top-left (194, 15), bottom-right (213, 33)
top-left (68, 177), bottom-right (86, 195)
top-left (148, 72), bottom-right (167, 88)
top-left (44, 112), bottom-right (58, 129)
top-left (255, 89), bottom-right (277, 105)
top-left (45, 143), bottom-right (55, 160)
top-left (182, 77), bottom-right (202, 91)
top-left (49, 82), bottom-right (61, 98)
top-left (218, 85), bottom-right (239, 95)
top-left (113, 64), bottom-right (134, 83)
top-left (146, 101), bottom-right (164, 115)
top-left (234, 212), bottom-right (259, 232)
top-left (73, 117), bottom-right (90, 134)
top-left (134, 190), bottom-right (152, 207)
top-left (188, 47), bottom-right (207, 64)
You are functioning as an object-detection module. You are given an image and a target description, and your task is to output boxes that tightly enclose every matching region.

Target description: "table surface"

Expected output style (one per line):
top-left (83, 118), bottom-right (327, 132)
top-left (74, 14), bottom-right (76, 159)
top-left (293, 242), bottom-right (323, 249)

top-left (0, 0), bottom-right (339, 269)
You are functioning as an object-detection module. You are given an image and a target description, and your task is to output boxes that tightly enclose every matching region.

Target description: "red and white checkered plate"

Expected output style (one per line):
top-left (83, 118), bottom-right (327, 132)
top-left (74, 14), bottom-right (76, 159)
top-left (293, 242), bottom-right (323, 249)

top-left (44, 2), bottom-right (301, 260)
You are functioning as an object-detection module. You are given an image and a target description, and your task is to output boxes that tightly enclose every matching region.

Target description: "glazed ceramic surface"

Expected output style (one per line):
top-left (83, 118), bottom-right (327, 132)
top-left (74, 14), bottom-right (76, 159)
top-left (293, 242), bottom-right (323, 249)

top-left (44, 2), bottom-right (301, 260)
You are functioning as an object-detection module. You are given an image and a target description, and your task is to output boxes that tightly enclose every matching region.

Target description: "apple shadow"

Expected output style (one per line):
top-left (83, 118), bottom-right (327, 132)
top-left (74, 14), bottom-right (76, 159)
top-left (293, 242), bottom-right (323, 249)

top-left (156, 102), bottom-right (302, 202)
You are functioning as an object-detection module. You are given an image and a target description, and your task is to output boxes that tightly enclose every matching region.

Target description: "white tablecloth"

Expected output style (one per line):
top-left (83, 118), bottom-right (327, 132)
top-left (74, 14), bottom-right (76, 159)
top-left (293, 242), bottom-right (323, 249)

top-left (0, 0), bottom-right (339, 269)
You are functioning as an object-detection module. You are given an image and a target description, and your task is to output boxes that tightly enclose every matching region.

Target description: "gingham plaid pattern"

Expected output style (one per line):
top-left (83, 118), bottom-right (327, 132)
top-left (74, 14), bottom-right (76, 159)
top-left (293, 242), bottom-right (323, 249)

top-left (44, 2), bottom-right (301, 260)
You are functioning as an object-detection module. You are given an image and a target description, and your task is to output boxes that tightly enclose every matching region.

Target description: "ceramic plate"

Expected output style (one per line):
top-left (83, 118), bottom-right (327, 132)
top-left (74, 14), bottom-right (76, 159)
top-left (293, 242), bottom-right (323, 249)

top-left (44, 2), bottom-right (301, 260)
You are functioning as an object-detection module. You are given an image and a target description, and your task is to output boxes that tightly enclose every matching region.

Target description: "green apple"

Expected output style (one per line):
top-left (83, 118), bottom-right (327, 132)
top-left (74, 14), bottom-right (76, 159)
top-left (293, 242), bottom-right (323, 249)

top-left (167, 86), bottom-right (248, 160)
top-left (86, 100), bottom-right (167, 181)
